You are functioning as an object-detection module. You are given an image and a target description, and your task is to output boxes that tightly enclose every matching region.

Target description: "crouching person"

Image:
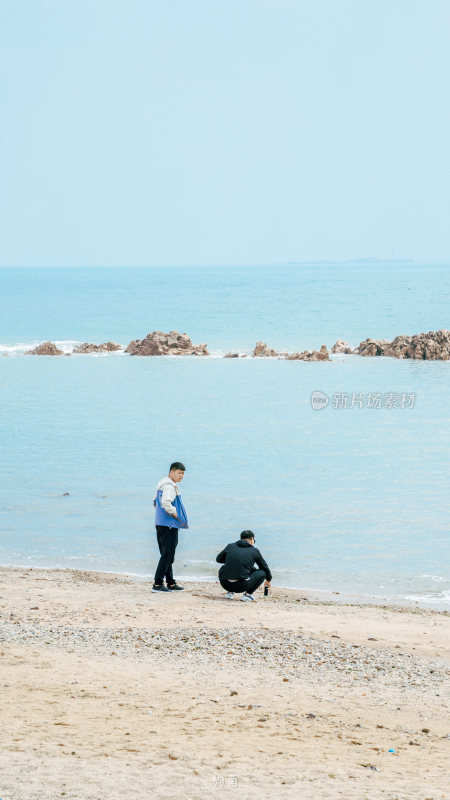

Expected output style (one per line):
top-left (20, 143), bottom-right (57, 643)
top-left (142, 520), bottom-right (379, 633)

top-left (216, 530), bottom-right (272, 602)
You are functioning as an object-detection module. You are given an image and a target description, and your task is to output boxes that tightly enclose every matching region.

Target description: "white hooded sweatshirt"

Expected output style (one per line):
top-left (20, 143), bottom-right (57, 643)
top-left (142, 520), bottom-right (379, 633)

top-left (154, 476), bottom-right (180, 518)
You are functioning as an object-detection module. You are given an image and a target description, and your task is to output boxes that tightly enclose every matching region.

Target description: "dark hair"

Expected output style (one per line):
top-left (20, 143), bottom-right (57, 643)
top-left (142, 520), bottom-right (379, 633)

top-left (240, 530), bottom-right (255, 541)
top-left (170, 462), bottom-right (186, 472)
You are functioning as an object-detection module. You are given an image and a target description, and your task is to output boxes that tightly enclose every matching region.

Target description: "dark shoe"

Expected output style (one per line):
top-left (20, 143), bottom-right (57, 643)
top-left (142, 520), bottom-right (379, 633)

top-left (152, 584), bottom-right (170, 593)
top-left (167, 583), bottom-right (184, 591)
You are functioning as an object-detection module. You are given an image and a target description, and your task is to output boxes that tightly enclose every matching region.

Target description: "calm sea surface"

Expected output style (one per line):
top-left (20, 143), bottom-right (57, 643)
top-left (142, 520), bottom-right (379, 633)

top-left (1, 265), bottom-right (449, 608)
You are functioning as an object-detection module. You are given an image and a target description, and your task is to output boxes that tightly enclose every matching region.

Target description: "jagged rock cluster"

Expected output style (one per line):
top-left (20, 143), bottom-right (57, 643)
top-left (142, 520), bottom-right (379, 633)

top-left (253, 341), bottom-right (279, 358)
top-left (25, 331), bottom-right (209, 357)
top-left (253, 341), bottom-right (330, 361)
top-left (358, 329), bottom-right (450, 360)
top-left (73, 342), bottom-right (122, 354)
top-left (20, 328), bottom-right (450, 360)
top-left (331, 339), bottom-right (356, 354)
top-left (286, 345), bottom-right (329, 361)
top-left (125, 330), bottom-right (209, 356)
top-left (27, 341), bottom-right (121, 356)
top-left (27, 341), bottom-right (65, 356)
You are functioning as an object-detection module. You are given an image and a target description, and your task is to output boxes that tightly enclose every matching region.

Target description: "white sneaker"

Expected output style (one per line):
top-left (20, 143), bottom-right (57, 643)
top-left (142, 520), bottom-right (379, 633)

top-left (241, 593), bottom-right (255, 602)
top-left (225, 591), bottom-right (234, 600)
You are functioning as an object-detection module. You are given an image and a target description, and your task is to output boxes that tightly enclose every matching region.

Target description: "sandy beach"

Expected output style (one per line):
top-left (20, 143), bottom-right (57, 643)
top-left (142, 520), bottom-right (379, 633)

top-left (0, 566), bottom-right (448, 800)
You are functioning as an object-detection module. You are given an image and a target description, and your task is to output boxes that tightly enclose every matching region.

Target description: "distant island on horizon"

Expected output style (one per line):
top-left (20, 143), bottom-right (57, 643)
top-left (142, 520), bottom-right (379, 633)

top-left (285, 257), bottom-right (415, 265)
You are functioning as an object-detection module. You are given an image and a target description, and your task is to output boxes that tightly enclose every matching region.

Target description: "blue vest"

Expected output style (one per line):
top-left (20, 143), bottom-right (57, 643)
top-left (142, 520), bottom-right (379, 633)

top-left (155, 488), bottom-right (189, 529)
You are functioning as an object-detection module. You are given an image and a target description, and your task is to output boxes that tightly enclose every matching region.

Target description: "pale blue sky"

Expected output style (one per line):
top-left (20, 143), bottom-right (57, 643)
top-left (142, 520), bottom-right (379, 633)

top-left (1, 0), bottom-right (449, 266)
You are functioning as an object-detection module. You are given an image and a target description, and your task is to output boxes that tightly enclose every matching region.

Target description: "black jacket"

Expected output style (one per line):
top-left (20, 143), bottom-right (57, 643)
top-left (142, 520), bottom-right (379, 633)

top-left (216, 540), bottom-right (272, 582)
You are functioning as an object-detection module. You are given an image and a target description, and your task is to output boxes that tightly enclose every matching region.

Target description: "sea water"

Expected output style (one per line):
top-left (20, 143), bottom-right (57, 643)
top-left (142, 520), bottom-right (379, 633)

top-left (1, 264), bottom-right (449, 609)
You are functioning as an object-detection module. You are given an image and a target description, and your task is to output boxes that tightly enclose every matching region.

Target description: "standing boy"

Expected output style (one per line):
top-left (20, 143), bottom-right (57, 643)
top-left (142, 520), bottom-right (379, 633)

top-left (152, 462), bottom-right (189, 593)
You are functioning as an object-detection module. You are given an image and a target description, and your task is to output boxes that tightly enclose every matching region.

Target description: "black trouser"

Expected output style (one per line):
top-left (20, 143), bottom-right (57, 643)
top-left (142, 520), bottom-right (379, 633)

top-left (219, 568), bottom-right (266, 595)
top-left (154, 525), bottom-right (178, 586)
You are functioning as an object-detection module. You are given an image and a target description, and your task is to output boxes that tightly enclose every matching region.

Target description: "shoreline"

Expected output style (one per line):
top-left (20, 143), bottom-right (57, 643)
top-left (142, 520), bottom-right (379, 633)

top-left (0, 564), bottom-right (449, 799)
top-left (2, 562), bottom-right (449, 614)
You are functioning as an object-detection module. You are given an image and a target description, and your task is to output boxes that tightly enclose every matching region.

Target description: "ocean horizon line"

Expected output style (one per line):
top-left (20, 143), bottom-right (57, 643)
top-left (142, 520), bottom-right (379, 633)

top-left (5, 258), bottom-right (448, 270)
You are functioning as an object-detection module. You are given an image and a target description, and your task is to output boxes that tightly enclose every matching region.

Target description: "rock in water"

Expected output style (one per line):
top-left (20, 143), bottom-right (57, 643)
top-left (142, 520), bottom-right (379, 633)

top-left (317, 344), bottom-right (330, 360)
top-left (331, 339), bottom-right (356, 354)
top-left (27, 341), bottom-right (64, 356)
top-left (358, 338), bottom-right (391, 357)
top-left (125, 330), bottom-right (209, 356)
top-left (254, 341), bottom-right (330, 360)
top-left (286, 345), bottom-right (330, 361)
top-left (73, 342), bottom-right (122, 354)
top-left (253, 341), bottom-right (282, 357)
top-left (358, 329), bottom-right (450, 360)
top-left (388, 329), bottom-right (450, 360)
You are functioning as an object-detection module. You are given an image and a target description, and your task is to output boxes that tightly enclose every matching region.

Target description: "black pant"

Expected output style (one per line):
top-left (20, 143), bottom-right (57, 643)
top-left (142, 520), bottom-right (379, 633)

top-left (154, 525), bottom-right (178, 586)
top-left (219, 568), bottom-right (266, 595)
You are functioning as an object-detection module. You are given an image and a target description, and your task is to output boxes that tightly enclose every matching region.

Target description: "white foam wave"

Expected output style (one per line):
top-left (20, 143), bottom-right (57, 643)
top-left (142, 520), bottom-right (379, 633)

top-left (0, 344), bottom-right (338, 359)
top-left (404, 590), bottom-right (450, 606)
top-left (54, 340), bottom-right (80, 354)
top-left (0, 341), bottom-right (43, 355)
top-left (421, 574), bottom-right (449, 583)
top-left (70, 348), bottom-right (126, 357)
top-left (0, 341), bottom-right (126, 357)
